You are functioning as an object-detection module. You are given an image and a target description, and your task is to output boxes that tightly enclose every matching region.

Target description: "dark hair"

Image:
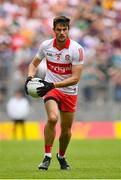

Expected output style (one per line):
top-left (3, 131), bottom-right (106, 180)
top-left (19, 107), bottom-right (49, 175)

top-left (53, 16), bottom-right (70, 30)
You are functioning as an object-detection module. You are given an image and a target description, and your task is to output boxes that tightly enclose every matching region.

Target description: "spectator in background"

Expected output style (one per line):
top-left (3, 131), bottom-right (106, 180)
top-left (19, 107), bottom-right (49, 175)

top-left (6, 89), bottom-right (30, 139)
top-left (0, 0), bottom-right (121, 110)
top-left (108, 47), bottom-right (121, 101)
top-left (0, 36), bottom-right (13, 97)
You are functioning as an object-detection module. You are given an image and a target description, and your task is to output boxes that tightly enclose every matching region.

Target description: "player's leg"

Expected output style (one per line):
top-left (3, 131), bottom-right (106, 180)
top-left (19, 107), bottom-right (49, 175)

top-left (59, 111), bottom-right (74, 155)
top-left (38, 100), bottom-right (59, 170)
top-left (44, 100), bottom-right (59, 153)
top-left (20, 120), bottom-right (26, 140)
top-left (13, 120), bottom-right (18, 140)
top-left (57, 111), bottom-right (74, 170)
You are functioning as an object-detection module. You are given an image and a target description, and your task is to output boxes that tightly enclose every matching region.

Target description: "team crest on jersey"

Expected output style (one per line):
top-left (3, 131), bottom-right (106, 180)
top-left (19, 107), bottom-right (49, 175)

top-left (56, 53), bottom-right (61, 61)
top-left (65, 54), bottom-right (70, 61)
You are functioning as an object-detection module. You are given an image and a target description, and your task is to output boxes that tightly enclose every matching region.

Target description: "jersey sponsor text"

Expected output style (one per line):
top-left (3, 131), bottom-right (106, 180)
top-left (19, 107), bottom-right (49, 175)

top-left (47, 60), bottom-right (72, 75)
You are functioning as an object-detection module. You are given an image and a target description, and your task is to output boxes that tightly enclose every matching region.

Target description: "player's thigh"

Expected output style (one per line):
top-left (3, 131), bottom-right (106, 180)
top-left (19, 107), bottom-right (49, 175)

top-left (45, 100), bottom-right (59, 122)
top-left (60, 111), bottom-right (75, 131)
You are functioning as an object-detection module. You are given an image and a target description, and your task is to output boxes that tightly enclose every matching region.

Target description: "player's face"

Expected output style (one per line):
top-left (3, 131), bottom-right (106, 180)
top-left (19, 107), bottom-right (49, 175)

top-left (54, 23), bottom-right (69, 43)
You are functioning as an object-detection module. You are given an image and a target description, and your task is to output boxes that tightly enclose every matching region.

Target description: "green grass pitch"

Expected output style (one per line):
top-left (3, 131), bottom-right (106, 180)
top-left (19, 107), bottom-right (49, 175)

top-left (0, 139), bottom-right (121, 179)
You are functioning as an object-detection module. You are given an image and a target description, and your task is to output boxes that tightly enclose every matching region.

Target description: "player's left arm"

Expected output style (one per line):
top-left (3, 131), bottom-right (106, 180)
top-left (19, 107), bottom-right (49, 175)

top-left (36, 64), bottom-right (83, 97)
top-left (54, 64), bottom-right (83, 88)
top-left (54, 46), bottom-right (84, 88)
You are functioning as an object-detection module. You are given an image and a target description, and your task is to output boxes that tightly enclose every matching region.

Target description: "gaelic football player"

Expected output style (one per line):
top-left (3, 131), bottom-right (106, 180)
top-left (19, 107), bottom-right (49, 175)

top-left (25, 16), bottom-right (84, 170)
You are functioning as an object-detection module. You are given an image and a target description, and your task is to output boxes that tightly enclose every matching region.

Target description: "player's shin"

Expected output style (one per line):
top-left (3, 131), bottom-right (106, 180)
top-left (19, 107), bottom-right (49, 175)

top-left (44, 120), bottom-right (57, 157)
top-left (58, 130), bottom-right (72, 158)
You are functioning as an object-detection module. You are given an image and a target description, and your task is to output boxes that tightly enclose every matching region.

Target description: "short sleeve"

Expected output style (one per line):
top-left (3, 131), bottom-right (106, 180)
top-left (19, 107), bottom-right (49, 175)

top-left (35, 42), bottom-right (45, 60)
top-left (72, 45), bottom-right (84, 65)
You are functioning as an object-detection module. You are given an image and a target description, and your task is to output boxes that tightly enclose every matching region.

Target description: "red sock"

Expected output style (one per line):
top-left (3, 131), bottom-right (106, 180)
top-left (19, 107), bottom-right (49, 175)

top-left (59, 149), bottom-right (65, 157)
top-left (45, 145), bottom-right (52, 153)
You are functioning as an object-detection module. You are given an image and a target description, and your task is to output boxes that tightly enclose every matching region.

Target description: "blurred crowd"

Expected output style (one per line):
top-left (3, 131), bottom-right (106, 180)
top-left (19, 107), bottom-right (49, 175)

top-left (0, 0), bottom-right (121, 106)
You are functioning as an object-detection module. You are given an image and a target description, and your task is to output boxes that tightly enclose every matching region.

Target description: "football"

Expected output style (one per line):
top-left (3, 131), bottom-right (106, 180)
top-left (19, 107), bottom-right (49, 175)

top-left (27, 78), bottom-right (44, 98)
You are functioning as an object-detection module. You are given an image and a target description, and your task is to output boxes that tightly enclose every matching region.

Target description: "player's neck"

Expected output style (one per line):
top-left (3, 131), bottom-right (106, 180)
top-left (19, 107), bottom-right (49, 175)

top-left (56, 39), bottom-right (67, 49)
top-left (53, 38), bottom-right (70, 50)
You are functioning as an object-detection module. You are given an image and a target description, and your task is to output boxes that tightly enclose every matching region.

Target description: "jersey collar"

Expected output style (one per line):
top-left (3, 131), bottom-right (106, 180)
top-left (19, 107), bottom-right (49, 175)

top-left (53, 38), bottom-right (70, 50)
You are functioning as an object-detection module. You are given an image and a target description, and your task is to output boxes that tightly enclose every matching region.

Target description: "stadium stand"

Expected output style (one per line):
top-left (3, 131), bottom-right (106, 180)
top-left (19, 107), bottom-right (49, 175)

top-left (0, 0), bottom-right (121, 121)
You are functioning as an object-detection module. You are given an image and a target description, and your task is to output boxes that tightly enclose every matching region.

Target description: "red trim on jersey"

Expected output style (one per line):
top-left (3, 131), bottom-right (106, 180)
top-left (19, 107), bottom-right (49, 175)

top-left (78, 48), bottom-right (83, 61)
top-left (53, 38), bottom-right (70, 50)
top-left (47, 60), bottom-right (72, 75)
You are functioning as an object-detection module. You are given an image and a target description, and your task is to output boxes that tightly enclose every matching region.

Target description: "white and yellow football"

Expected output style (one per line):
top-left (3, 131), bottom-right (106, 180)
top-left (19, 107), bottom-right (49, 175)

top-left (27, 78), bottom-right (44, 98)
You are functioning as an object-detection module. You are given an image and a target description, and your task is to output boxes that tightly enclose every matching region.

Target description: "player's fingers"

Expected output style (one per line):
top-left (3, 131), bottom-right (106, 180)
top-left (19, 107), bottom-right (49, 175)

top-left (36, 87), bottom-right (45, 91)
top-left (39, 80), bottom-right (45, 84)
top-left (37, 91), bottom-right (45, 97)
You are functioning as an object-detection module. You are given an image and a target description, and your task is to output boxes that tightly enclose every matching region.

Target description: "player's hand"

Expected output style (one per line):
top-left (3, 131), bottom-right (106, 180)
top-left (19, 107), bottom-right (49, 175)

top-left (24, 76), bottom-right (32, 95)
top-left (36, 80), bottom-right (55, 97)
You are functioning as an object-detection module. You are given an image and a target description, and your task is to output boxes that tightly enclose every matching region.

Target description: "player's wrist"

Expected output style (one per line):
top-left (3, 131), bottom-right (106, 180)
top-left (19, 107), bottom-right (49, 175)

top-left (27, 76), bottom-right (33, 80)
top-left (51, 82), bottom-right (55, 88)
top-left (53, 82), bottom-right (57, 88)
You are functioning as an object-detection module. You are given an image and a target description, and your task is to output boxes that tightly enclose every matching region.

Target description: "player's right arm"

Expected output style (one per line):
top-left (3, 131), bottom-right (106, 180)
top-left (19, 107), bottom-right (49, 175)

top-left (28, 56), bottom-right (41, 78)
top-left (28, 41), bottom-right (46, 77)
top-left (24, 57), bottom-right (41, 94)
top-left (25, 42), bottom-right (45, 94)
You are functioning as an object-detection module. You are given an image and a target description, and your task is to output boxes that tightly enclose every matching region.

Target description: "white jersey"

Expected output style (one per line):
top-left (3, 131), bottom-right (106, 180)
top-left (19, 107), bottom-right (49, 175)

top-left (36, 38), bottom-right (84, 95)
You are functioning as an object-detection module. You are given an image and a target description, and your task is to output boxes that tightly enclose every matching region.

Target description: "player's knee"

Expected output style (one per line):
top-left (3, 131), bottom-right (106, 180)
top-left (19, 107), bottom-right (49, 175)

top-left (48, 113), bottom-right (58, 125)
